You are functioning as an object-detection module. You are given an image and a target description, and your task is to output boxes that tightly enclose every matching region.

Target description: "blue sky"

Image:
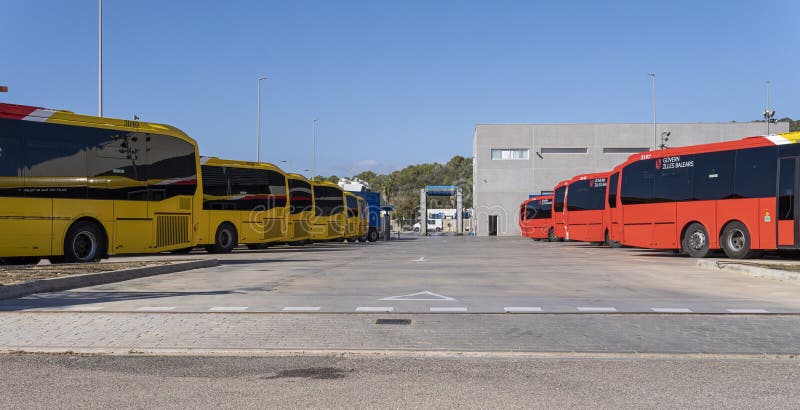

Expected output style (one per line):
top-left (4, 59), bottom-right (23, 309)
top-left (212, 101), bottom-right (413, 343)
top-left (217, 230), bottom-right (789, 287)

top-left (3, 1), bottom-right (798, 177)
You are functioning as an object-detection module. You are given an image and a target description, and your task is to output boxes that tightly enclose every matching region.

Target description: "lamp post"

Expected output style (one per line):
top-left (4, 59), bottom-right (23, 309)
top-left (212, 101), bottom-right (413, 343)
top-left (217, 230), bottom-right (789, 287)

top-left (764, 80), bottom-right (775, 135)
top-left (98, 0), bottom-right (103, 117)
top-left (648, 73), bottom-right (657, 150)
top-left (256, 76), bottom-right (267, 162)
top-left (312, 117), bottom-right (318, 180)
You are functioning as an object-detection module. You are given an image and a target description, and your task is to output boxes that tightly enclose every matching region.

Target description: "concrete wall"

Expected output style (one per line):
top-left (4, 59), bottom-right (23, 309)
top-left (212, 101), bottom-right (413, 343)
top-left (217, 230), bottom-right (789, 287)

top-left (473, 122), bottom-right (791, 237)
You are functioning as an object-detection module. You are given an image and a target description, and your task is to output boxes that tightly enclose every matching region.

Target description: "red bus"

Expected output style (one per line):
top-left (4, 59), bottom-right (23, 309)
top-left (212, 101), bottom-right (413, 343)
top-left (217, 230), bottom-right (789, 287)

top-left (564, 171), bottom-right (611, 243)
top-left (607, 132), bottom-right (800, 258)
top-left (550, 180), bottom-right (569, 241)
top-left (519, 195), bottom-right (553, 240)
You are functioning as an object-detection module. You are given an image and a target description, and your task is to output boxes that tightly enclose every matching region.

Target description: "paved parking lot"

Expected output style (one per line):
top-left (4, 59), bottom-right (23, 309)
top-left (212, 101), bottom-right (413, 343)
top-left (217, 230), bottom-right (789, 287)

top-left (2, 235), bottom-right (800, 314)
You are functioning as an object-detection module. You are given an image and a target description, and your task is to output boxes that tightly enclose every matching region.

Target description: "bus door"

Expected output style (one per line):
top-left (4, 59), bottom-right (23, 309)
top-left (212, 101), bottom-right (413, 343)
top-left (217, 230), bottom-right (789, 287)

top-left (607, 172), bottom-right (622, 242)
top-left (777, 157), bottom-right (800, 248)
top-left (109, 133), bottom-right (152, 254)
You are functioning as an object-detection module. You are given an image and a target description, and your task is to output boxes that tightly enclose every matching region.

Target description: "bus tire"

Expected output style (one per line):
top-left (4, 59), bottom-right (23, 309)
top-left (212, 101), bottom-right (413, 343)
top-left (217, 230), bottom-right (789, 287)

top-left (547, 227), bottom-right (559, 242)
top-left (206, 223), bottom-right (237, 254)
top-left (682, 222), bottom-right (711, 258)
top-left (0, 257), bottom-right (42, 266)
top-left (62, 221), bottom-right (106, 263)
top-left (720, 221), bottom-right (760, 259)
top-left (357, 236), bottom-right (367, 242)
top-left (367, 229), bottom-right (379, 242)
top-left (346, 237), bottom-right (357, 243)
top-left (605, 230), bottom-right (622, 248)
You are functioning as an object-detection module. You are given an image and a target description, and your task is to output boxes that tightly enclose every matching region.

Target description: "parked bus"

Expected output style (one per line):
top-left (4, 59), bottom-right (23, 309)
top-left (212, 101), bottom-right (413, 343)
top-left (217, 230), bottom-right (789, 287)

top-left (564, 171), bottom-right (611, 243)
top-left (286, 173), bottom-right (314, 245)
top-left (198, 157), bottom-right (288, 253)
top-left (310, 181), bottom-right (346, 241)
top-left (0, 103), bottom-right (201, 264)
top-left (344, 191), bottom-right (361, 242)
top-left (550, 180), bottom-right (570, 241)
top-left (356, 196), bottom-right (369, 242)
top-left (603, 168), bottom-right (623, 247)
top-left (608, 132), bottom-right (800, 258)
top-left (519, 195), bottom-right (553, 240)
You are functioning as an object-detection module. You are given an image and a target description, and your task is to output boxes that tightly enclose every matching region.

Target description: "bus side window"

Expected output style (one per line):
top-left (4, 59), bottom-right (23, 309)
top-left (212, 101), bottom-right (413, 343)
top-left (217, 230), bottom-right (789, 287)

top-left (735, 146), bottom-right (778, 199)
top-left (0, 130), bottom-right (23, 192)
top-left (621, 159), bottom-right (655, 205)
top-left (607, 173), bottom-right (618, 208)
top-left (694, 151), bottom-right (735, 200)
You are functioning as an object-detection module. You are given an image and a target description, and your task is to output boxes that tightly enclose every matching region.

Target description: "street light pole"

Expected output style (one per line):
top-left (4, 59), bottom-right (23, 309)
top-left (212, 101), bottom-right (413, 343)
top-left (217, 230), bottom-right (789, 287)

top-left (766, 80), bottom-right (771, 135)
top-left (312, 117), bottom-right (318, 180)
top-left (98, 0), bottom-right (103, 117)
top-left (256, 76), bottom-right (267, 163)
top-left (648, 73), bottom-right (657, 150)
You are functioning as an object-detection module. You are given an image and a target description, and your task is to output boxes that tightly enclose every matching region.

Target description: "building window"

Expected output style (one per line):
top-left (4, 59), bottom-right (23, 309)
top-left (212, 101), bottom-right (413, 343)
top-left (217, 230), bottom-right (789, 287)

top-left (490, 148), bottom-right (529, 160)
top-left (540, 147), bottom-right (588, 154)
top-left (603, 147), bottom-right (649, 154)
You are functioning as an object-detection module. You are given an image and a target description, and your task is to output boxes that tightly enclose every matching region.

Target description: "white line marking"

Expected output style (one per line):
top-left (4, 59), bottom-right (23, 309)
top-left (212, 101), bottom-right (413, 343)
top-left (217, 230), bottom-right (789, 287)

top-left (577, 307), bottom-right (617, 312)
top-left (281, 307), bottom-right (321, 312)
top-left (651, 308), bottom-right (693, 313)
top-left (726, 308), bottom-right (769, 314)
top-left (380, 291), bottom-right (456, 301)
top-left (429, 307), bottom-right (468, 312)
top-left (136, 306), bottom-right (176, 311)
top-left (413, 257), bottom-right (426, 262)
top-left (209, 306), bottom-right (248, 312)
top-left (64, 306), bottom-right (105, 311)
top-left (504, 307), bottom-right (543, 313)
top-left (356, 307), bottom-right (394, 312)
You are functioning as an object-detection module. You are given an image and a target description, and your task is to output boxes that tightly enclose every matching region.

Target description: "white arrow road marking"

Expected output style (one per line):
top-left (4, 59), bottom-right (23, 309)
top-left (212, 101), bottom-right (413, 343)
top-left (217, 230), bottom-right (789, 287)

top-left (379, 291), bottom-right (456, 301)
top-left (413, 257), bottom-right (426, 262)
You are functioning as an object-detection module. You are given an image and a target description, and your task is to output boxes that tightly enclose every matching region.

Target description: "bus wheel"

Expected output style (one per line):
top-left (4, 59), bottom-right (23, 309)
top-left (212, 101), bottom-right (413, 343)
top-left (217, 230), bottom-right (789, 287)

top-left (682, 222), bottom-right (711, 258)
top-left (721, 221), bottom-right (761, 259)
top-left (0, 257), bottom-right (41, 266)
top-left (547, 228), bottom-right (558, 242)
top-left (605, 230), bottom-right (622, 248)
top-left (63, 221), bottom-right (106, 263)
top-left (357, 236), bottom-right (367, 242)
top-left (246, 243), bottom-right (269, 250)
top-left (206, 223), bottom-right (237, 254)
top-left (367, 229), bottom-right (379, 242)
top-left (346, 237), bottom-right (357, 243)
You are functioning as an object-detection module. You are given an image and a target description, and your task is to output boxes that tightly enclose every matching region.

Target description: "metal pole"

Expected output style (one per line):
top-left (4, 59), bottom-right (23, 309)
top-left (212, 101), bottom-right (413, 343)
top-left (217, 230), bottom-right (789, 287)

top-left (648, 73), bottom-right (656, 150)
top-left (257, 76), bottom-right (266, 163)
top-left (312, 118), bottom-right (318, 180)
top-left (766, 80), bottom-right (771, 135)
top-left (98, 0), bottom-right (103, 117)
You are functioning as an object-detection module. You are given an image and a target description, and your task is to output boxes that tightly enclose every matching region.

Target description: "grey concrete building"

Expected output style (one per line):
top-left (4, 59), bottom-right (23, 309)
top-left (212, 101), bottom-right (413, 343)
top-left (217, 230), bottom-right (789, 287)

top-left (472, 122), bottom-right (791, 237)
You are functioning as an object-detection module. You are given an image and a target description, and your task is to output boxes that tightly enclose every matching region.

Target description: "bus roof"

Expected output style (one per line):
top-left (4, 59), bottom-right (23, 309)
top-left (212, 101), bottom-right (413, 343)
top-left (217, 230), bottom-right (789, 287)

top-left (553, 179), bottom-right (570, 190)
top-left (200, 156), bottom-right (285, 173)
top-left (568, 170), bottom-right (612, 184)
top-left (621, 132), bottom-right (800, 166)
top-left (0, 102), bottom-right (198, 147)
top-left (286, 173), bottom-right (311, 182)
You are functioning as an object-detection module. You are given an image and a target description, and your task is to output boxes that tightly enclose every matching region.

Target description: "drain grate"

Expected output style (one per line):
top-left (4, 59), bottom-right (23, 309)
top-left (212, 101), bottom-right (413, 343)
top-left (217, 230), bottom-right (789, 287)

top-left (375, 318), bottom-right (412, 325)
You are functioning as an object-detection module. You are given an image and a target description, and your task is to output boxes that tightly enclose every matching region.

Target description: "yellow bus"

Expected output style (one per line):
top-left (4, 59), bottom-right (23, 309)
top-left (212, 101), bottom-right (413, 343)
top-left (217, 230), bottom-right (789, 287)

top-left (0, 103), bottom-right (201, 264)
top-left (198, 157), bottom-right (288, 253)
top-left (286, 173), bottom-right (313, 245)
top-left (310, 181), bottom-right (346, 241)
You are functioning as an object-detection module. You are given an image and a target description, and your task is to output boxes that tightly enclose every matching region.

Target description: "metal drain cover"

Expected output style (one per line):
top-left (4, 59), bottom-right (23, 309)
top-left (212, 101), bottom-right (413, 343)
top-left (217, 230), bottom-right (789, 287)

top-left (375, 318), bottom-right (412, 325)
